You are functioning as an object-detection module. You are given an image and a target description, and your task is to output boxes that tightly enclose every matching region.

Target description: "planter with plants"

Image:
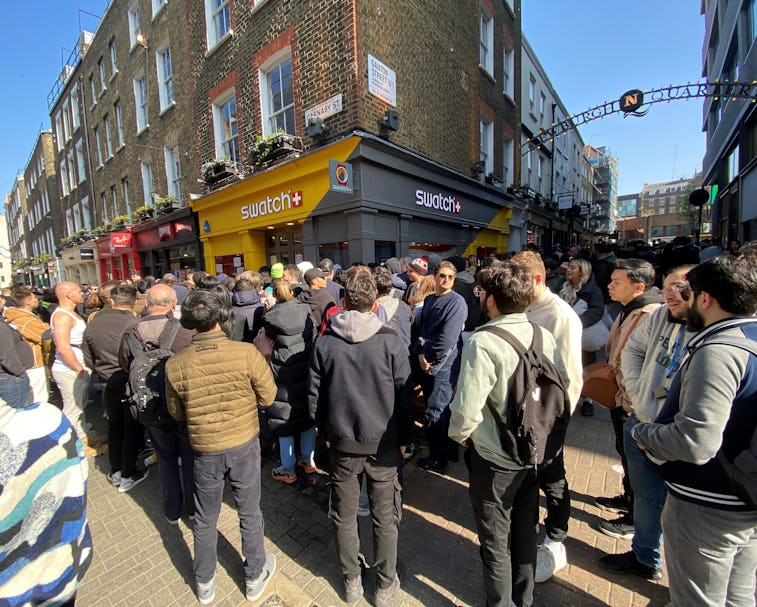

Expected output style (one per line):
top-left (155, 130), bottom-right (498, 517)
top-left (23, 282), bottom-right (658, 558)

top-left (132, 205), bottom-right (155, 223)
top-left (91, 225), bottom-right (109, 238)
top-left (111, 214), bottom-right (131, 230)
top-left (155, 195), bottom-right (178, 215)
top-left (250, 131), bottom-right (302, 169)
top-left (202, 158), bottom-right (242, 185)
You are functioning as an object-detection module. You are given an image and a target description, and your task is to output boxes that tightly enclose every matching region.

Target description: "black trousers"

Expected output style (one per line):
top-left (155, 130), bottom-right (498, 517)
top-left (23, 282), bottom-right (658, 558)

top-left (537, 451), bottom-right (570, 542)
top-left (104, 371), bottom-right (143, 478)
top-left (610, 406), bottom-right (633, 513)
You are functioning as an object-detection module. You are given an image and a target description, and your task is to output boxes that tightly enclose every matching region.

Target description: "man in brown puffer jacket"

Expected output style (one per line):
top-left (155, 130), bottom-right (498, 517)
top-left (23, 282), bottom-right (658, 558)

top-left (165, 289), bottom-right (277, 605)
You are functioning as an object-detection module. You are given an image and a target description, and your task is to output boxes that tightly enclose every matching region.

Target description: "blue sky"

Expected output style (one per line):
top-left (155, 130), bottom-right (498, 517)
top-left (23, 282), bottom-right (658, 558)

top-left (522, 1), bottom-right (706, 195)
top-left (0, 1), bottom-right (705, 210)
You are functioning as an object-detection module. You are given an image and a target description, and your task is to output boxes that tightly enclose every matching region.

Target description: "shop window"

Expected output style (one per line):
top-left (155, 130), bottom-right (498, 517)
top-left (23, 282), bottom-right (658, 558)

top-left (375, 241), bottom-right (396, 263)
top-left (318, 241), bottom-right (349, 268)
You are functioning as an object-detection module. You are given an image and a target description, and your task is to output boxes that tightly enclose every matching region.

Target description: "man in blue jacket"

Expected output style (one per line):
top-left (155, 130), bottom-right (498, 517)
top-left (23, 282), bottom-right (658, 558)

top-left (633, 255), bottom-right (757, 607)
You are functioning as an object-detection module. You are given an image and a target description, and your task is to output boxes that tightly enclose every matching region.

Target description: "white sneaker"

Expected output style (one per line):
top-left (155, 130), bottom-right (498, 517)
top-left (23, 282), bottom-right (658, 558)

top-left (535, 542), bottom-right (567, 583)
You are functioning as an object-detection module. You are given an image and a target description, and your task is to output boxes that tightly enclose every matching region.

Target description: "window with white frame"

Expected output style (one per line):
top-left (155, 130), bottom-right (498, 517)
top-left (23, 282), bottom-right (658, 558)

top-left (71, 83), bottom-right (80, 130)
top-left (503, 46), bottom-right (514, 99)
top-left (100, 192), bottom-right (108, 221)
top-left (205, 0), bottom-right (231, 49)
top-left (156, 44), bottom-right (174, 111)
top-left (260, 53), bottom-right (294, 135)
top-left (89, 75), bottom-right (96, 107)
top-left (152, 0), bottom-right (168, 17)
top-left (141, 162), bottom-right (154, 205)
top-left (128, 3), bottom-right (141, 49)
top-left (66, 208), bottom-right (74, 235)
top-left (109, 39), bottom-right (118, 75)
top-left (537, 155), bottom-right (544, 194)
top-left (66, 150), bottom-right (76, 191)
top-left (539, 93), bottom-right (546, 122)
top-left (98, 57), bottom-right (106, 92)
top-left (122, 178), bottom-right (132, 216)
top-left (164, 146), bottom-right (182, 200)
top-left (115, 101), bottom-right (124, 148)
top-left (54, 112), bottom-right (64, 151)
top-left (529, 75), bottom-right (536, 110)
top-left (479, 5), bottom-right (494, 75)
top-left (76, 139), bottom-right (86, 184)
top-left (94, 125), bottom-right (103, 166)
top-left (81, 196), bottom-right (91, 230)
top-left (133, 75), bottom-right (148, 132)
top-left (62, 99), bottom-right (71, 142)
top-left (479, 118), bottom-right (493, 175)
top-left (213, 92), bottom-right (239, 163)
top-left (104, 115), bottom-right (113, 159)
top-left (111, 186), bottom-right (118, 218)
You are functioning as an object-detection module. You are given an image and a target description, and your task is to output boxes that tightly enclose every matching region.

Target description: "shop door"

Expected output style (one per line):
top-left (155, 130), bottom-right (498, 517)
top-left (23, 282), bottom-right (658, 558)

top-left (266, 226), bottom-right (303, 266)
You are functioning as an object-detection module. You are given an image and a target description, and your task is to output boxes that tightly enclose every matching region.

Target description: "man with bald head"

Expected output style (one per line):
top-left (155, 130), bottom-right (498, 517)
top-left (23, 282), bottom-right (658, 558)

top-left (50, 281), bottom-right (105, 457)
top-left (120, 283), bottom-right (195, 522)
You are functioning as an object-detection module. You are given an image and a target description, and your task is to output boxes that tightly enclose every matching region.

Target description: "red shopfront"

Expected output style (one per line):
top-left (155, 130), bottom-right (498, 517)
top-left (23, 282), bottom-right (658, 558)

top-left (131, 209), bottom-right (202, 279)
top-left (97, 230), bottom-right (141, 281)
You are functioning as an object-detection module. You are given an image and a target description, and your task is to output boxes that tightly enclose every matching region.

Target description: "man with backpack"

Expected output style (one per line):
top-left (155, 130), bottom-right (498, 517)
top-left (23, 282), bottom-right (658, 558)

top-left (119, 283), bottom-right (195, 523)
top-left (633, 256), bottom-right (757, 607)
top-left (449, 263), bottom-right (569, 607)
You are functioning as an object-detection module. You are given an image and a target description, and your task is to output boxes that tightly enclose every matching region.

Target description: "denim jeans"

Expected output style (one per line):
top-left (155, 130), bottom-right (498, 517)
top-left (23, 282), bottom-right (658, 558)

top-left (662, 495), bottom-right (757, 607)
top-left (0, 373), bottom-right (30, 409)
top-left (278, 427), bottom-right (316, 469)
top-left (148, 425), bottom-right (195, 520)
top-left (610, 406), bottom-right (633, 511)
top-left (421, 349), bottom-right (460, 462)
top-left (623, 413), bottom-right (666, 569)
top-left (328, 447), bottom-right (403, 590)
top-left (193, 439), bottom-right (267, 585)
top-left (467, 447), bottom-right (539, 607)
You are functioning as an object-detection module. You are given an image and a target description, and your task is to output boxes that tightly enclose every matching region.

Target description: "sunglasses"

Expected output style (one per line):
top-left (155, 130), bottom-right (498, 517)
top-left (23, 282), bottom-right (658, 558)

top-left (436, 273), bottom-right (455, 280)
top-left (662, 283), bottom-right (691, 300)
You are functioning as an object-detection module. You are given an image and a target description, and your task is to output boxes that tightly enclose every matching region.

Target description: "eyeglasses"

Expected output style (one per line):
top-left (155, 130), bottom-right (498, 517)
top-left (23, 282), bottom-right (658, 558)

top-left (473, 286), bottom-right (486, 297)
top-left (662, 283), bottom-right (691, 300)
top-left (436, 273), bottom-right (455, 280)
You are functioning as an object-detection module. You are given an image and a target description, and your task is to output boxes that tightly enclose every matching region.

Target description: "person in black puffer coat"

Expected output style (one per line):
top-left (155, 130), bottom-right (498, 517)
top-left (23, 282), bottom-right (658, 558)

top-left (262, 279), bottom-right (317, 483)
top-left (232, 277), bottom-right (266, 342)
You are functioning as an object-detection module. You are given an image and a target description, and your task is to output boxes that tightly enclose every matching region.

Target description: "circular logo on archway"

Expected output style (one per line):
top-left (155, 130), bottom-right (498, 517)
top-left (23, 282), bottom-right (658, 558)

top-left (334, 163), bottom-right (350, 186)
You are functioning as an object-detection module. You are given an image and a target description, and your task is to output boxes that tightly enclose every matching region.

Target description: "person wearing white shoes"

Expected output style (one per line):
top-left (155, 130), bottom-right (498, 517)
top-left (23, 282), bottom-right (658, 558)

top-left (512, 252), bottom-right (583, 583)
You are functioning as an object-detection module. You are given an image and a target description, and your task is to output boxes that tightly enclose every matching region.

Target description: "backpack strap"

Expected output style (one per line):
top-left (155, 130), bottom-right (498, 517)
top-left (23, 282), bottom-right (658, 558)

top-left (477, 322), bottom-right (539, 359)
top-left (159, 319), bottom-right (182, 351)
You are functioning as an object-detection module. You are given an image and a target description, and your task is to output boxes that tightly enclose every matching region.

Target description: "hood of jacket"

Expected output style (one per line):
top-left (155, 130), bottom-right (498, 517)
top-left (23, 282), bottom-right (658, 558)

top-left (231, 290), bottom-right (261, 307)
top-left (379, 295), bottom-right (400, 320)
top-left (264, 299), bottom-right (311, 337)
top-left (455, 272), bottom-right (475, 285)
top-left (328, 309), bottom-right (384, 343)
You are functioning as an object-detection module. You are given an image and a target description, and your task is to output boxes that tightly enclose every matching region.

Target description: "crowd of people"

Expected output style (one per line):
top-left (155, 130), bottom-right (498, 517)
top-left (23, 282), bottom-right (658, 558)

top-left (1, 239), bottom-right (756, 607)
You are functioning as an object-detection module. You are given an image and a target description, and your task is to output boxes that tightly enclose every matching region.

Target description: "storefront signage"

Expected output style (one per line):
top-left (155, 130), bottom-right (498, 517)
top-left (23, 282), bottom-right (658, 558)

top-left (241, 190), bottom-right (303, 220)
top-left (304, 94), bottom-right (343, 126)
top-left (557, 194), bottom-right (574, 210)
top-left (329, 160), bottom-right (353, 194)
top-left (80, 248), bottom-right (94, 260)
top-left (111, 232), bottom-right (132, 248)
top-left (158, 224), bottom-right (174, 240)
top-left (175, 222), bottom-right (193, 233)
top-left (415, 189), bottom-right (462, 215)
top-left (368, 55), bottom-right (397, 107)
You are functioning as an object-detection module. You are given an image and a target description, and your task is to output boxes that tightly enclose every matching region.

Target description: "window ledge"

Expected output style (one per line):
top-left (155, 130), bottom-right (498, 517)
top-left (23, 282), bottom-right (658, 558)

top-left (116, 144), bottom-right (126, 153)
top-left (159, 101), bottom-right (176, 117)
top-left (109, 71), bottom-right (119, 83)
top-left (503, 91), bottom-right (515, 106)
top-left (205, 30), bottom-right (234, 58)
top-left (478, 64), bottom-right (495, 83)
top-left (137, 125), bottom-right (150, 136)
top-left (99, 88), bottom-right (107, 99)
top-left (251, 0), bottom-right (270, 14)
top-left (95, 164), bottom-right (103, 172)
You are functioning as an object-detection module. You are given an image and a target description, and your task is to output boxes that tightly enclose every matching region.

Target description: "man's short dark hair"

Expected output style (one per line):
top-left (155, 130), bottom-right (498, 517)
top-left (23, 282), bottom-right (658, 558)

top-left (180, 290), bottom-right (223, 332)
top-left (614, 258), bottom-right (656, 289)
top-left (372, 266), bottom-right (393, 296)
top-left (343, 270), bottom-right (377, 312)
top-left (687, 255), bottom-right (757, 316)
top-left (11, 285), bottom-right (34, 305)
top-left (318, 258), bottom-right (334, 274)
top-left (195, 274), bottom-right (220, 290)
top-left (477, 263), bottom-right (534, 314)
top-left (110, 284), bottom-right (137, 307)
top-left (233, 278), bottom-right (255, 292)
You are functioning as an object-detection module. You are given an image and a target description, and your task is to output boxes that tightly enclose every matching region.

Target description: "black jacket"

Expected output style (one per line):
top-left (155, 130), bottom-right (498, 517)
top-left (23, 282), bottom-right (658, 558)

top-left (576, 276), bottom-right (605, 328)
top-left (82, 309), bottom-right (139, 381)
top-left (297, 288), bottom-right (336, 328)
top-left (231, 290), bottom-right (265, 342)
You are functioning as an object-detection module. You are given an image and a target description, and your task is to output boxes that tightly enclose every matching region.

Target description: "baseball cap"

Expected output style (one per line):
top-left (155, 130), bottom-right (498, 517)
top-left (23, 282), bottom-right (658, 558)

top-left (304, 268), bottom-right (325, 285)
top-left (270, 263), bottom-right (284, 279)
top-left (409, 257), bottom-right (429, 275)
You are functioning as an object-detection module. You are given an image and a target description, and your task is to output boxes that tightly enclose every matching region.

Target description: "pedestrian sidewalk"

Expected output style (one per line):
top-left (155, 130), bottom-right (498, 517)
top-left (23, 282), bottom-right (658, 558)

top-left (78, 407), bottom-right (669, 606)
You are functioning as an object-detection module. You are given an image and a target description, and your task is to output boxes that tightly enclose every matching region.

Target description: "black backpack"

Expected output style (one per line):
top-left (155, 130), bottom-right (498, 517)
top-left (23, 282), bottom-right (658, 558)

top-left (124, 320), bottom-right (181, 428)
top-left (478, 323), bottom-right (571, 469)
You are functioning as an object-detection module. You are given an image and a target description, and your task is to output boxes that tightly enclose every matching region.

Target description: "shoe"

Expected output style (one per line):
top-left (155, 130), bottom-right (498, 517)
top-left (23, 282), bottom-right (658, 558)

top-left (402, 442), bottom-right (417, 461)
top-left (271, 466), bottom-right (297, 484)
top-left (343, 574), bottom-right (364, 603)
top-left (598, 514), bottom-right (635, 540)
top-left (107, 470), bottom-right (122, 486)
top-left (375, 574), bottom-right (400, 607)
top-left (296, 457), bottom-right (317, 474)
top-left (246, 553), bottom-right (276, 601)
top-left (417, 457), bottom-right (447, 474)
top-left (535, 541), bottom-right (567, 583)
top-left (163, 514), bottom-right (180, 526)
top-left (118, 469), bottom-right (149, 493)
top-left (594, 494), bottom-right (631, 514)
top-left (86, 433), bottom-right (108, 447)
top-left (581, 399), bottom-right (594, 416)
top-left (83, 444), bottom-right (103, 458)
top-left (197, 575), bottom-right (216, 604)
top-left (598, 550), bottom-right (663, 580)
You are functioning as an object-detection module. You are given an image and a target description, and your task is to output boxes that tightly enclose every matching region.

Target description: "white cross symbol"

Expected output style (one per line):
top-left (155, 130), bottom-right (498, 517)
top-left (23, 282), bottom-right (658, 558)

top-left (292, 191), bottom-right (302, 206)
top-left (455, 199), bottom-right (461, 213)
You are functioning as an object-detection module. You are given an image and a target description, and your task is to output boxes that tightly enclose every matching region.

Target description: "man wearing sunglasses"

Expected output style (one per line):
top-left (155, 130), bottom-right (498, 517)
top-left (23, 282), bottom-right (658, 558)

top-left (597, 265), bottom-right (697, 581)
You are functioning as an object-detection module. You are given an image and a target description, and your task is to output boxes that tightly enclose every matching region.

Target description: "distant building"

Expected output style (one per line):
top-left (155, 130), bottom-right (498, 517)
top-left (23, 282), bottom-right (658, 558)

top-left (584, 145), bottom-right (619, 236)
top-left (0, 214), bottom-right (11, 288)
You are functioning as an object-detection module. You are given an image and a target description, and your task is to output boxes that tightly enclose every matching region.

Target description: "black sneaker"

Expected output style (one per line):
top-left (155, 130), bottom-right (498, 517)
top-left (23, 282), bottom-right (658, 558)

top-left (598, 550), bottom-right (663, 580)
top-left (417, 457), bottom-right (447, 474)
top-left (594, 494), bottom-right (631, 514)
top-left (598, 514), bottom-right (635, 540)
top-left (581, 399), bottom-right (595, 416)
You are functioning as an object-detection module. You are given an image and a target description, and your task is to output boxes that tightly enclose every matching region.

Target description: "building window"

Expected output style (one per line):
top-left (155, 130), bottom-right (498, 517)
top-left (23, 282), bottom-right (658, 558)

top-left (100, 192), bottom-right (108, 221)
top-left (94, 126), bottom-right (103, 167)
top-left (213, 93), bottom-right (239, 163)
top-left (479, 119), bottom-right (493, 175)
top-left (750, 0), bottom-right (757, 42)
top-left (141, 162), bottom-right (154, 205)
top-left (206, 0), bottom-right (231, 49)
top-left (260, 54), bottom-right (294, 135)
top-left (115, 101), bottom-right (125, 148)
top-left (109, 39), bottom-right (118, 75)
top-left (89, 75), bottom-right (97, 107)
top-left (152, 0), bottom-right (168, 17)
top-left (539, 93), bottom-right (546, 122)
top-left (727, 145), bottom-right (740, 182)
top-left (156, 44), bottom-right (174, 111)
top-left (529, 75), bottom-right (536, 110)
top-left (537, 155), bottom-right (544, 194)
top-left (71, 83), bottom-right (80, 130)
top-left (503, 47), bottom-right (514, 99)
top-left (133, 76), bottom-right (148, 132)
top-left (111, 186), bottom-right (119, 218)
top-left (76, 140), bottom-right (86, 183)
top-left (81, 196), bottom-right (91, 230)
top-left (479, 5), bottom-right (494, 75)
top-left (128, 3), bottom-right (141, 49)
top-left (62, 99), bottom-right (71, 141)
top-left (103, 115), bottom-right (113, 159)
top-left (123, 178), bottom-right (132, 216)
top-left (503, 136), bottom-right (514, 186)
top-left (60, 160), bottom-right (70, 196)
top-left (54, 112), bottom-right (64, 151)
top-left (164, 146), bottom-right (182, 200)
top-left (98, 57), bottom-right (107, 92)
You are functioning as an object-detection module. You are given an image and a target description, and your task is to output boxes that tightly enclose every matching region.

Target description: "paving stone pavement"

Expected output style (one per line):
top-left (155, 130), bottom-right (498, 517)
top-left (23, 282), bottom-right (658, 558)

top-left (78, 407), bottom-right (670, 607)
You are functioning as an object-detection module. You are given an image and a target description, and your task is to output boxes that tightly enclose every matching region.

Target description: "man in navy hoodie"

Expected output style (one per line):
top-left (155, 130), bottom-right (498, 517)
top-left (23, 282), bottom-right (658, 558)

top-left (308, 268), bottom-right (413, 607)
top-left (633, 255), bottom-right (757, 607)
